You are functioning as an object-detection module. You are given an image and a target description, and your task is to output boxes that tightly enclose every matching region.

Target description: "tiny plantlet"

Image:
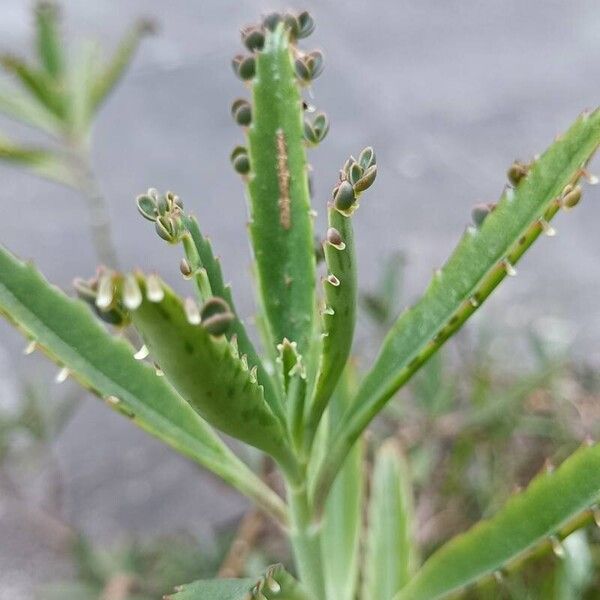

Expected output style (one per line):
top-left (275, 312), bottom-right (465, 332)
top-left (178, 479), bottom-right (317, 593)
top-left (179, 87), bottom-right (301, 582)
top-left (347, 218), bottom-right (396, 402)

top-left (2, 9), bottom-right (600, 600)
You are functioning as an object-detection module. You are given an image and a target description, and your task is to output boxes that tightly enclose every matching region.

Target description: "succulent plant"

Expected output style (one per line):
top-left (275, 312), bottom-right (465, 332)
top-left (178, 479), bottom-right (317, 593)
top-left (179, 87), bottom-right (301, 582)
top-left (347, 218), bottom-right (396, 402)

top-left (0, 1), bottom-right (152, 267)
top-left (2, 9), bottom-right (600, 600)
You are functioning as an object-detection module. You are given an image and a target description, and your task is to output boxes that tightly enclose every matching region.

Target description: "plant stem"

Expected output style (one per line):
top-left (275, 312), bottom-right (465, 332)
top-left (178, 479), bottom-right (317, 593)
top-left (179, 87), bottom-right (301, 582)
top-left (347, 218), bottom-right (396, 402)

top-left (67, 136), bottom-right (120, 269)
top-left (287, 478), bottom-right (326, 599)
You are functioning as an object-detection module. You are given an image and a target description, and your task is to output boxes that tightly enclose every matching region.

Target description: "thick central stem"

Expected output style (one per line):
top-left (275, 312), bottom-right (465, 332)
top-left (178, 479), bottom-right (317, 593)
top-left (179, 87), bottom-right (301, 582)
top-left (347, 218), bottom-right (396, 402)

top-left (287, 479), bottom-right (326, 599)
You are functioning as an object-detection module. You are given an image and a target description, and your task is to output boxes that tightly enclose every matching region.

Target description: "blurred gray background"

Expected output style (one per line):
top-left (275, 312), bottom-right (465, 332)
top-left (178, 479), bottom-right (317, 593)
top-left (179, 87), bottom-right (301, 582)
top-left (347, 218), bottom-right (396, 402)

top-left (0, 0), bottom-right (599, 597)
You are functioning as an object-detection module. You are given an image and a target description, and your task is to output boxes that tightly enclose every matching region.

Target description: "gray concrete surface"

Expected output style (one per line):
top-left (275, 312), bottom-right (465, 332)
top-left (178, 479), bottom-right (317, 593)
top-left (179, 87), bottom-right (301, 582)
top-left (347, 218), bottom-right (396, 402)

top-left (1, 1), bottom-right (600, 597)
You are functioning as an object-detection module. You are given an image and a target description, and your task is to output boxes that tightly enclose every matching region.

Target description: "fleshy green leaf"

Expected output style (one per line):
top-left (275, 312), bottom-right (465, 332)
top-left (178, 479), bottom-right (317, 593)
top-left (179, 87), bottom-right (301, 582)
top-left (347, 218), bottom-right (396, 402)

top-left (364, 440), bottom-right (416, 600)
top-left (0, 81), bottom-right (63, 135)
top-left (244, 25), bottom-right (316, 357)
top-left (394, 442), bottom-right (600, 600)
top-left (321, 365), bottom-right (364, 600)
top-left (125, 274), bottom-right (297, 475)
top-left (0, 55), bottom-right (65, 118)
top-left (90, 20), bottom-right (153, 112)
top-left (305, 201), bottom-right (357, 448)
top-left (181, 214), bottom-right (284, 424)
top-left (315, 108), bottom-right (600, 508)
top-left (67, 41), bottom-right (99, 133)
top-left (35, 1), bottom-right (64, 79)
top-left (0, 134), bottom-right (77, 187)
top-left (167, 564), bottom-right (311, 600)
top-left (0, 246), bottom-right (287, 525)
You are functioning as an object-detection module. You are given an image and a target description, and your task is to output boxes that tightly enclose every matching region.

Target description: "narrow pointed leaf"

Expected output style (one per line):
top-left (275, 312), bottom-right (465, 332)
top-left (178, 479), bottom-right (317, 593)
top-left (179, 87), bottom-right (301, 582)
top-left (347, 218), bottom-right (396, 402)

top-left (316, 109), bottom-right (600, 507)
top-left (67, 41), bottom-right (99, 133)
top-left (364, 440), bottom-right (416, 600)
top-left (0, 82), bottom-right (63, 135)
top-left (0, 135), bottom-right (77, 187)
top-left (182, 214), bottom-right (284, 423)
top-left (0, 246), bottom-right (287, 525)
top-left (395, 442), bottom-right (600, 600)
top-left (90, 20), bottom-right (152, 112)
top-left (0, 55), bottom-right (65, 117)
top-left (244, 25), bottom-right (316, 356)
top-left (126, 274), bottom-right (296, 472)
top-left (35, 1), bottom-right (64, 79)
top-left (168, 564), bottom-right (312, 600)
top-left (306, 203), bottom-right (357, 446)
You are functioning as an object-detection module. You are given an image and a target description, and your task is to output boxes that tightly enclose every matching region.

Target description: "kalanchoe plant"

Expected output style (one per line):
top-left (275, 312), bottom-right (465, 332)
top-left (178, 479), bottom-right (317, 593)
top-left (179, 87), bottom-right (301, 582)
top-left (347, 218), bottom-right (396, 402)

top-left (2, 10), bottom-right (600, 600)
top-left (0, 1), bottom-right (152, 266)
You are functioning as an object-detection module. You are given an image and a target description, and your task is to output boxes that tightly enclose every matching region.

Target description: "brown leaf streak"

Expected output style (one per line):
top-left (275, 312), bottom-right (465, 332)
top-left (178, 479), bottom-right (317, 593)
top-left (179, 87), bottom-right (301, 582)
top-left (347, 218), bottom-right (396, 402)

top-left (276, 129), bottom-right (291, 229)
